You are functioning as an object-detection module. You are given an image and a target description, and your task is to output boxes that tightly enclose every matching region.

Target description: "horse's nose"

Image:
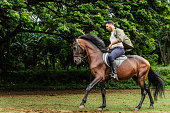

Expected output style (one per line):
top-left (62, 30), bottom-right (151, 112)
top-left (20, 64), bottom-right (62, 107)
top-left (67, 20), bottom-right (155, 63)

top-left (74, 60), bottom-right (77, 63)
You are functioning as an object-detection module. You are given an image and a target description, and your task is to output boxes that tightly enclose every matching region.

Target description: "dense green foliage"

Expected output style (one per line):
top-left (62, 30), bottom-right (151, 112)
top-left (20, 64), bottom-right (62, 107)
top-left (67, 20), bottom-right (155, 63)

top-left (0, 66), bottom-right (169, 89)
top-left (0, 0), bottom-right (170, 89)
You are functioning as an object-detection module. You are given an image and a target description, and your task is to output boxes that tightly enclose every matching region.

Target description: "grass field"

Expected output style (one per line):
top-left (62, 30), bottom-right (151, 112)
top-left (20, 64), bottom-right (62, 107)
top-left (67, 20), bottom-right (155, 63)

top-left (0, 89), bottom-right (170, 113)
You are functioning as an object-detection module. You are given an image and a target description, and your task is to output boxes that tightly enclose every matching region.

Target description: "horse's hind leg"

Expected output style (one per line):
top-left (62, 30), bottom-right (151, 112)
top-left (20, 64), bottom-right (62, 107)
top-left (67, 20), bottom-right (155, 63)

top-left (145, 84), bottom-right (154, 109)
top-left (132, 76), bottom-right (147, 111)
top-left (136, 82), bottom-right (147, 110)
top-left (135, 83), bottom-right (154, 110)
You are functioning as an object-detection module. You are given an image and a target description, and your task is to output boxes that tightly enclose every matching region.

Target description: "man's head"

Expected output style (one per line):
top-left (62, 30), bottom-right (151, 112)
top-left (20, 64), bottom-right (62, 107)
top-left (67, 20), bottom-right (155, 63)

top-left (105, 20), bottom-right (114, 32)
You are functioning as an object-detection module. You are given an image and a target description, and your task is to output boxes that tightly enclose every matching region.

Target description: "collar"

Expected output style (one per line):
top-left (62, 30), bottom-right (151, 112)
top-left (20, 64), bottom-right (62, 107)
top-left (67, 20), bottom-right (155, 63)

top-left (111, 28), bottom-right (115, 35)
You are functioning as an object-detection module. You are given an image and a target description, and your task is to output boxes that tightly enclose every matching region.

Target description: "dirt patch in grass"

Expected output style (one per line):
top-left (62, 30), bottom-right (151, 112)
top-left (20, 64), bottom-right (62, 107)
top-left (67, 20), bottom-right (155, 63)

top-left (1, 89), bottom-right (169, 96)
top-left (0, 107), bottom-right (56, 113)
top-left (0, 89), bottom-right (161, 96)
top-left (0, 89), bottom-right (85, 96)
top-left (1, 108), bottom-right (170, 113)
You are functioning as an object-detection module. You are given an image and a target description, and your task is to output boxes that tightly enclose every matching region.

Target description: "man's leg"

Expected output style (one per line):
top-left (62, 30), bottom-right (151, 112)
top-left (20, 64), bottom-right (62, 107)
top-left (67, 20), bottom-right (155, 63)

top-left (108, 48), bottom-right (125, 80)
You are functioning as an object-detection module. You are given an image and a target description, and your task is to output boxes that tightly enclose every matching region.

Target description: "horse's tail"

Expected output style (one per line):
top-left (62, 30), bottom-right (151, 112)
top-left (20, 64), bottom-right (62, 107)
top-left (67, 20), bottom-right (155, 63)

top-left (148, 67), bottom-right (165, 100)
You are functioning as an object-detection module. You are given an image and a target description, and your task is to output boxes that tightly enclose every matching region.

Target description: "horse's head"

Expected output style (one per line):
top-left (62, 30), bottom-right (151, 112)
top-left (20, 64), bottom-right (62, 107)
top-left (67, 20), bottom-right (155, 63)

top-left (73, 39), bottom-right (84, 65)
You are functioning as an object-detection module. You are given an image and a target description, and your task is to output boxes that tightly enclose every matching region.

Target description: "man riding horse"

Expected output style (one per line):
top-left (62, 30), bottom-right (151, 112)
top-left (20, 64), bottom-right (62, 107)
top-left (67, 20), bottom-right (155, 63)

top-left (73, 21), bottom-right (164, 110)
top-left (105, 20), bottom-right (134, 80)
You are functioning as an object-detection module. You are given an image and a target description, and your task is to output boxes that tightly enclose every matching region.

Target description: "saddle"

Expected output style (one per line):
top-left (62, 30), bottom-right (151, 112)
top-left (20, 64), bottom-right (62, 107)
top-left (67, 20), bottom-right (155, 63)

top-left (102, 49), bottom-right (127, 67)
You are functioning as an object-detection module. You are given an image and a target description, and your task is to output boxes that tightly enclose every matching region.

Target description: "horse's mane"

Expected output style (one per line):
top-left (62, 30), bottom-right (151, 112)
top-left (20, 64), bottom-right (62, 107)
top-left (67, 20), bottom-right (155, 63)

top-left (78, 34), bottom-right (106, 50)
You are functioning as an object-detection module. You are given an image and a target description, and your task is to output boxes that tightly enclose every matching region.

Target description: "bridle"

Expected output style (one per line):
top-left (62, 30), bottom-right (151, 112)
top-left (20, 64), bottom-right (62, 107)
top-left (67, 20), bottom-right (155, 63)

top-left (73, 39), bottom-right (100, 61)
top-left (73, 39), bottom-right (84, 58)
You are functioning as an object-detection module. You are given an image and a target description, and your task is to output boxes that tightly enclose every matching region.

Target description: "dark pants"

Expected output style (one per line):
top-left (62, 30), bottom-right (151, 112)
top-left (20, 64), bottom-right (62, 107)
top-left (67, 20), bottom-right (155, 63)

top-left (108, 48), bottom-right (125, 62)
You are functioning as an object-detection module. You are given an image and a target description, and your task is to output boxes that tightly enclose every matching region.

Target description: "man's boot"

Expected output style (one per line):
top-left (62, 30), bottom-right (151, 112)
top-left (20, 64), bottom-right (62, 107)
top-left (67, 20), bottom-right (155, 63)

top-left (110, 61), bottom-right (118, 80)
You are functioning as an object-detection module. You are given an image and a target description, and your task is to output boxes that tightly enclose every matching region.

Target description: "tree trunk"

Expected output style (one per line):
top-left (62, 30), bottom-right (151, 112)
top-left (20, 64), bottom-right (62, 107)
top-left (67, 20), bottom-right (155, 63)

top-left (45, 56), bottom-right (49, 72)
top-left (158, 41), bottom-right (167, 66)
top-left (167, 38), bottom-right (170, 65)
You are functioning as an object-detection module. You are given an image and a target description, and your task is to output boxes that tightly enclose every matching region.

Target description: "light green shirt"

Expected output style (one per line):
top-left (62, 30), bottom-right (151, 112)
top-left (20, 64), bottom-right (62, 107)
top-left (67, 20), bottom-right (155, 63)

top-left (114, 28), bottom-right (134, 51)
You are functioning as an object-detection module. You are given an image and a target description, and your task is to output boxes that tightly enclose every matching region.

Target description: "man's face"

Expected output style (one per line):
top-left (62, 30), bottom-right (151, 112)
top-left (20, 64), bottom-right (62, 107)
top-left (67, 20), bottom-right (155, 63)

top-left (105, 23), bottom-right (113, 31)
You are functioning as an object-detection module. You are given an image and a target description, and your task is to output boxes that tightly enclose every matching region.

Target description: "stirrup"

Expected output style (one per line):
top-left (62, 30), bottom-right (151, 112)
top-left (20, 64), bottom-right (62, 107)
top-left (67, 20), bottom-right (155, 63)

top-left (111, 73), bottom-right (118, 81)
top-left (113, 73), bottom-right (118, 80)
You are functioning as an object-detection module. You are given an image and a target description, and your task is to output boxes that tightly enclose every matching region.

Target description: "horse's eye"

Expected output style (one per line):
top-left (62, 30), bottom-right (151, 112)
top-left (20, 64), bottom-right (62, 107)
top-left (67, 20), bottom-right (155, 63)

top-left (73, 47), bottom-right (77, 50)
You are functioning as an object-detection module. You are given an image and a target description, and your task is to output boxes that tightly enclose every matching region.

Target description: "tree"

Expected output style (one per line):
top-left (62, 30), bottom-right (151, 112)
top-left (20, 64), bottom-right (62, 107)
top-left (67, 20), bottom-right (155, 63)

top-left (0, 0), bottom-right (169, 74)
top-left (106, 0), bottom-right (170, 65)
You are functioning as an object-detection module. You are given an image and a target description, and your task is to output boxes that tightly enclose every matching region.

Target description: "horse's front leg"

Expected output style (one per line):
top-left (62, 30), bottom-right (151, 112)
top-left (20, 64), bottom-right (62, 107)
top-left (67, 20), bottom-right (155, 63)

top-left (79, 77), bottom-right (102, 109)
top-left (98, 82), bottom-right (106, 110)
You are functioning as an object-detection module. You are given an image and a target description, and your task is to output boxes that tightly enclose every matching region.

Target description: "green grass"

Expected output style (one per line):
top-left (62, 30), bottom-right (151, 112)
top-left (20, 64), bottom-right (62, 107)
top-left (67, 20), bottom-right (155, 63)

top-left (0, 89), bottom-right (170, 112)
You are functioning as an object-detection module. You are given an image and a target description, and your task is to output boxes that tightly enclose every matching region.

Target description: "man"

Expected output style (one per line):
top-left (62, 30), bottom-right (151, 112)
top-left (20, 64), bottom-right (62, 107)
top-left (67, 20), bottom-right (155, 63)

top-left (105, 20), bottom-right (133, 80)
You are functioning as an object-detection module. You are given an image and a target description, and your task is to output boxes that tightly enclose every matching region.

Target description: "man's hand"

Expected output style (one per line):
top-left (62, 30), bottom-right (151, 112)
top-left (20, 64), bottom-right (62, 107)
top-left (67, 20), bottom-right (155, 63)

top-left (108, 40), bottom-right (119, 49)
top-left (108, 44), bottom-right (112, 49)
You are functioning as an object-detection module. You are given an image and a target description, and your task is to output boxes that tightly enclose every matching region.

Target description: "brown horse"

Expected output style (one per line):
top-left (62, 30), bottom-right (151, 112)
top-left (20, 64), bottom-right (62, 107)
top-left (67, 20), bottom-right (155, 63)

top-left (73, 34), bottom-right (164, 111)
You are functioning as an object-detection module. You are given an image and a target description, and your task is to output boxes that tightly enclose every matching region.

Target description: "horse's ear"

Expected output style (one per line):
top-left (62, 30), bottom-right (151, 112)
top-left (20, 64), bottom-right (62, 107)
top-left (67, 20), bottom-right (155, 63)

top-left (73, 38), bottom-right (76, 42)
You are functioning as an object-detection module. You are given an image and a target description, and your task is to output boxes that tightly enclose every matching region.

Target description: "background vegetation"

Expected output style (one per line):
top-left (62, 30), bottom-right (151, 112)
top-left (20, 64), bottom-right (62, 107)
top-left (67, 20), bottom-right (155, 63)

top-left (0, 0), bottom-right (170, 89)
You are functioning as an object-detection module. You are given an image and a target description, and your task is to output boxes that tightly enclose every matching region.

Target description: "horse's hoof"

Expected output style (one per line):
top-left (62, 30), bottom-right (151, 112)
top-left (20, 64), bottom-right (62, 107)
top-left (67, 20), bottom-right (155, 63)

top-left (134, 108), bottom-right (139, 111)
top-left (79, 105), bottom-right (85, 109)
top-left (149, 106), bottom-right (154, 109)
top-left (98, 107), bottom-right (103, 111)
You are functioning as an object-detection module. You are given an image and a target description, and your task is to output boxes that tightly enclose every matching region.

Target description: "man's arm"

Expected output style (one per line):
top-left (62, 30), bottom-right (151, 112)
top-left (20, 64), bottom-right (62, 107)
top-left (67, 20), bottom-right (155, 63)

top-left (108, 40), bottom-right (119, 49)
top-left (115, 28), bottom-right (125, 42)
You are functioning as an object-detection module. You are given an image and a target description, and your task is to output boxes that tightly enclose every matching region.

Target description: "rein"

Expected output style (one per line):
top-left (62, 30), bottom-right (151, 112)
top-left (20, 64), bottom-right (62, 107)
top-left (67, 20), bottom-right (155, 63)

top-left (83, 47), bottom-right (100, 60)
top-left (73, 39), bottom-right (100, 61)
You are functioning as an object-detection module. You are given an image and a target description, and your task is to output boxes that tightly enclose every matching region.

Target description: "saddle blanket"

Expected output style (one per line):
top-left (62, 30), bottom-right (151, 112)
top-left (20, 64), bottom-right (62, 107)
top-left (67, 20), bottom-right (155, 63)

top-left (103, 53), bottom-right (127, 67)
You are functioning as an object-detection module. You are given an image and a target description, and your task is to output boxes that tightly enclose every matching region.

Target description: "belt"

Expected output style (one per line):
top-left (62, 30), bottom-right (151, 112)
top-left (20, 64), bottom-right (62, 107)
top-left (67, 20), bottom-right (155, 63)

top-left (113, 46), bottom-right (124, 49)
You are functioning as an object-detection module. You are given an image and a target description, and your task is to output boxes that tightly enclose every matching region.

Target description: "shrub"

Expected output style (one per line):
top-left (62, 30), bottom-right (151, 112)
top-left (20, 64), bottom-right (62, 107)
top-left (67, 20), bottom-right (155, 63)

top-left (0, 66), bottom-right (169, 89)
top-left (152, 65), bottom-right (170, 86)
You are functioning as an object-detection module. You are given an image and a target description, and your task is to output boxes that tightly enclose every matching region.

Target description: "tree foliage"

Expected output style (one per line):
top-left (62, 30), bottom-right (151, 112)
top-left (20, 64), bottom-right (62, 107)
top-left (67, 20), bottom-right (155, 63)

top-left (0, 0), bottom-right (169, 74)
